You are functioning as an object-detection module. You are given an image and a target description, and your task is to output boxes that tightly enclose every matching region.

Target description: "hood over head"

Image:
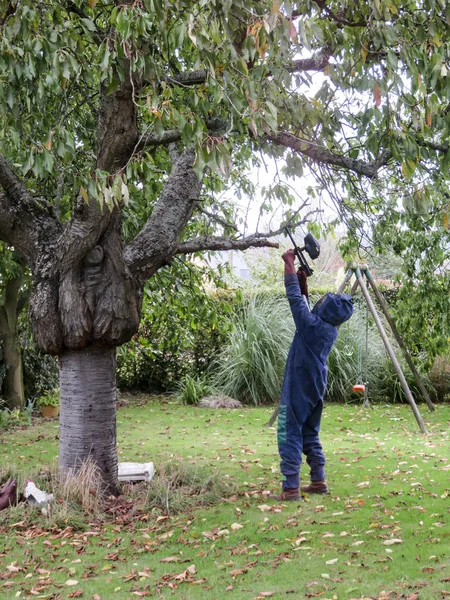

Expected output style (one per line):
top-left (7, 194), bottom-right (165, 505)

top-left (312, 293), bottom-right (354, 326)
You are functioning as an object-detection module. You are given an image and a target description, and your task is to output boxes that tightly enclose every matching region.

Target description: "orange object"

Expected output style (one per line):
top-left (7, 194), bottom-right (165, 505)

top-left (352, 384), bottom-right (365, 393)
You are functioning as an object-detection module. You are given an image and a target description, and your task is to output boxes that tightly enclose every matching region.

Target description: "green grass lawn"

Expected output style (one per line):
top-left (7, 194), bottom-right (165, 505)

top-left (1, 396), bottom-right (449, 600)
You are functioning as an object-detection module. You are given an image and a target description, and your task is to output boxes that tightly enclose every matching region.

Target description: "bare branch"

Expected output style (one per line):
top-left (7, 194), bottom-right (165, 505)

top-left (198, 207), bottom-right (239, 232)
top-left (176, 234), bottom-right (279, 255)
top-left (271, 132), bottom-right (392, 178)
top-left (175, 214), bottom-right (319, 256)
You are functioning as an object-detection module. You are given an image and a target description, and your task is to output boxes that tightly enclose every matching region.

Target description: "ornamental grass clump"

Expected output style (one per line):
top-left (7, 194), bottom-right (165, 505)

top-left (175, 373), bottom-right (216, 405)
top-left (144, 459), bottom-right (237, 515)
top-left (210, 295), bottom-right (294, 405)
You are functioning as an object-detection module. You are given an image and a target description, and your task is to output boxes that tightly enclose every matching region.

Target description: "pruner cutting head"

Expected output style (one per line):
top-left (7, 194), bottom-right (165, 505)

top-left (284, 228), bottom-right (321, 276)
top-left (301, 233), bottom-right (320, 260)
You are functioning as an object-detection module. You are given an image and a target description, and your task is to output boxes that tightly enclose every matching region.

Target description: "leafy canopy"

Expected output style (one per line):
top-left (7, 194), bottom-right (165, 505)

top-left (2, 0), bottom-right (450, 362)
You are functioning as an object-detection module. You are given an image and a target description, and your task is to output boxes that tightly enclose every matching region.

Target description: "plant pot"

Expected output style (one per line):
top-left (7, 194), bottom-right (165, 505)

top-left (40, 404), bottom-right (60, 418)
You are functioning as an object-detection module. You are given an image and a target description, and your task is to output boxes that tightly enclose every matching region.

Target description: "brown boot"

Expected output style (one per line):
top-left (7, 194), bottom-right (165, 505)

top-left (269, 488), bottom-right (302, 501)
top-left (300, 480), bottom-right (328, 494)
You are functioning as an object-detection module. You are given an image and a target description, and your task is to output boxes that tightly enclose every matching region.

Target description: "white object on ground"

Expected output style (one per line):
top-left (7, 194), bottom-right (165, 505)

top-left (24, 480), bottom-right (54, 507)
top-left (118, 462), bottom-right (155, 482)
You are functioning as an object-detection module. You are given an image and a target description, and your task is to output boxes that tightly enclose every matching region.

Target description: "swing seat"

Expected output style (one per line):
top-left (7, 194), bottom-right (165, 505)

top-left (352, 383), bottom-right (365, 393)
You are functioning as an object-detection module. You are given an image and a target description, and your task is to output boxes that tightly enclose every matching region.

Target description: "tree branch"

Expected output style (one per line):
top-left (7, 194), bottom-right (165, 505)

top-left (176, 234), bottom-right (279, 255)
top-left (135, 118), bottom-right (227, 152)
top-left (56, 56), bottom-right (142, 268)
top-left (271, 132), bottom-right (392, 178)
top-left (0, 153), bottom-right (33, 204)
top-left (163, 52), bottom-right (332, 88)
top-left (312, 1), bottom-right (368, 27)
top-left (176, 209), bottom-right (320, 256)
top-left (124, 148), bottom-right (202, 282)
top-left (285, 54), bottom-right (331, 73)
top-left (0, 1), bottom-right (15, 26)
top-left (198, 207), bottom-right (239, 233)
top-left (0, 156), bottom-right (62, 263)
top-left (421, 140), bottom-right (449, 153)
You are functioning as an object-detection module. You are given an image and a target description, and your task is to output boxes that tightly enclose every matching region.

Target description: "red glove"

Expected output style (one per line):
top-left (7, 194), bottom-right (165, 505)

top-left (297, 268), bottom-right (309, 299)
top-left (282, 249), bottom-right (296, 274)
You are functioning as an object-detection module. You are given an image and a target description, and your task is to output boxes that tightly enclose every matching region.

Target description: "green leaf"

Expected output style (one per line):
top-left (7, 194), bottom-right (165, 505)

top-left (81, 17), bottom-right (97, 32)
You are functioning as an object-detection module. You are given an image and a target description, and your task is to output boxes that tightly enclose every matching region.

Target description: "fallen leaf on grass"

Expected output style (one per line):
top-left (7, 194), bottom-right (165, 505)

top-left (174, 564), bottom-right (196, 581)
top-left (295, 537), bottom-right (308, 545)
top-left (351, 499), bottom-right (365, 506)
top-left (159, 557), bottom-right (180, 563)
top-left (65, 580), bottom-right (79, 586)
top-left (6, 565), bottom-right (21, 572)
top-left (257, 505), bottom-right (272, 512)
top-left (230, 569), bottom-right (245, 577)
top-left (383, 538), bottom-right (402, 545)
top-left (254, 593), bottom-right (276, 598)
top-left (325, 558), bottom-right (338, 565)
top-left (231, 523), bottom-right (243, 531)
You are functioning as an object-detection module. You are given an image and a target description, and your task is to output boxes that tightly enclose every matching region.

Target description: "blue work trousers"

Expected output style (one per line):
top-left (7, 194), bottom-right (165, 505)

top-left (278, 398), bottom-right (325, 490)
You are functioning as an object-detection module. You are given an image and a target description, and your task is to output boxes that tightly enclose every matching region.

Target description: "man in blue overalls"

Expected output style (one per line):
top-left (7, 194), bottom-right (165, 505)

top-left (272, 249), bottom-right (354, 501)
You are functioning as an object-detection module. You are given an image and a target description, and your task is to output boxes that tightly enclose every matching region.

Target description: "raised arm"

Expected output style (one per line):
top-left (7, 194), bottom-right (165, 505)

top-left (282, 250), bottom-right (314, 331)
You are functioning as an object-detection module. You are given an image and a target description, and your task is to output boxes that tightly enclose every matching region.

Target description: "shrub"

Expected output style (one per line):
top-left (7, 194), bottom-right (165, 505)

top-left (117, 277), bottom-right (231, 393)
top-left (0, 407), bottom-right (21, 431)
top-left (21, 341), bottom-right (58, 402)
top-left (36, 389), bottom-right (60, 407)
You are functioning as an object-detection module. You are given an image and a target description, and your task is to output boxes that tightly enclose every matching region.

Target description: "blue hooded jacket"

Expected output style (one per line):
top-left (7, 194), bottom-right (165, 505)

top-left (280, 274), bottom-right (354, 409)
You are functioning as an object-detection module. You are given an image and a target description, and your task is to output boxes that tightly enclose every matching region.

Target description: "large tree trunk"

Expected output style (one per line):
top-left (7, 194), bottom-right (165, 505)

top-left (59, 347), bottom-right (119, 494)
top-left (0, 277), bottom-right (25, 409)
